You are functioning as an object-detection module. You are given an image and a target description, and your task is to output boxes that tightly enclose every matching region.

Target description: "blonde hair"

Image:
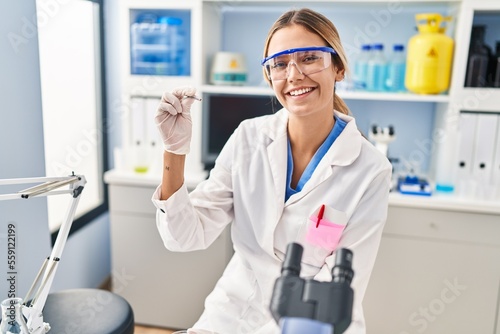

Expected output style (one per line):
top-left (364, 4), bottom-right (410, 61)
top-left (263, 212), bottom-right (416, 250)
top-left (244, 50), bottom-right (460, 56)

top-left (263, 8), bottom-right (350, 115)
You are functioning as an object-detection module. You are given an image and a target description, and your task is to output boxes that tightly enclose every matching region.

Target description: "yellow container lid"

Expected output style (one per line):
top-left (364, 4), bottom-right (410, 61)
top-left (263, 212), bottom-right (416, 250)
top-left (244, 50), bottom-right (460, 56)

top-left (416, 13), bottom-right (451, 33)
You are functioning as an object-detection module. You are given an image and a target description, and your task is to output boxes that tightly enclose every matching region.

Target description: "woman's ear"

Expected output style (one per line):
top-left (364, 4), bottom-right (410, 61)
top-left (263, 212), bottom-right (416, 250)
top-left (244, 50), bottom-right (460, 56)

top-left (335, 68), bottom-right (345, 82)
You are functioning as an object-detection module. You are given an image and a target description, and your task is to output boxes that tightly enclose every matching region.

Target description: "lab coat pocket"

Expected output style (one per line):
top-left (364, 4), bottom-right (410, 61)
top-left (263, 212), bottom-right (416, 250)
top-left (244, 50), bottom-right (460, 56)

top-left (297, 205), bottom-right (347, 268)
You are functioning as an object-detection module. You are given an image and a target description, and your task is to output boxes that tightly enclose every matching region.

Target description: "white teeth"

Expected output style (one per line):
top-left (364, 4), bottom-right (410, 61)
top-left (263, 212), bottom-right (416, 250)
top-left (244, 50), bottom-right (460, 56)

top-left (289, 87), bottom-right (313, 96)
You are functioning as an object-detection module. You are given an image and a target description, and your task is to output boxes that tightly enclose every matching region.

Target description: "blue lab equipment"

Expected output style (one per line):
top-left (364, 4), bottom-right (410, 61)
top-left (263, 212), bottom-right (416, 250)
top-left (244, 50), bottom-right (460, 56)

top-left (270, 243), bottom-right (354, 334)
top-left (398, 174), bottom-right (432, 196)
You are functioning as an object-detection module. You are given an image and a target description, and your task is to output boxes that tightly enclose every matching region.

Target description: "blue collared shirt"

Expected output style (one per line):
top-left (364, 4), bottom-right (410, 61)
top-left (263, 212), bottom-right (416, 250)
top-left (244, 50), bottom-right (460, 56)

top-left (285, 115), bottom-right (347, 202)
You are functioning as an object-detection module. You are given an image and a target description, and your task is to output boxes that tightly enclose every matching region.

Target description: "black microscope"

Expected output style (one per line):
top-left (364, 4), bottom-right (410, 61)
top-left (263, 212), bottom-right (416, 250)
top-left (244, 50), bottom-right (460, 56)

top-left (270, 242), bottom-right (354, 334)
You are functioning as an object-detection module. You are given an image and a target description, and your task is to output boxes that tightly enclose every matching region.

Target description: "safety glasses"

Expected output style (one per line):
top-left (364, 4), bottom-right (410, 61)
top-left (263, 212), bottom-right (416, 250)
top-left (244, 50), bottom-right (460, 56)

top-left (261, 46), bottom-right (337, 81)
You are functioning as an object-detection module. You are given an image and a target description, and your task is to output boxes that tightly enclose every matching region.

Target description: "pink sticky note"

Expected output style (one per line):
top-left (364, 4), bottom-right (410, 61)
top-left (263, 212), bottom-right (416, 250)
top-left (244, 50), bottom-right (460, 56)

top-left (305, 215), bottom-right (346, 249)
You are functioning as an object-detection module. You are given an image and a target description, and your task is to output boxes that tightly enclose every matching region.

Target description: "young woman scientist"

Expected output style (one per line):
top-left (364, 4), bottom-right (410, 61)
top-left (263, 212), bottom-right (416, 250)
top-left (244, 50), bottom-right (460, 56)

top-left (152, 8), bottom-right (392, 334)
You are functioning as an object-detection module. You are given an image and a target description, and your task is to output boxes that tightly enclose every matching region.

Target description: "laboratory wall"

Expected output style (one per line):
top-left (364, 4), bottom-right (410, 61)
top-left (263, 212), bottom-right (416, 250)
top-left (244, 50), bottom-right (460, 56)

top-left (0, 0), bottom-right (111, 299)
top-left (104, 0), bottom-right (124, 166)
top-left (0, 0), bottom-right (52, 299)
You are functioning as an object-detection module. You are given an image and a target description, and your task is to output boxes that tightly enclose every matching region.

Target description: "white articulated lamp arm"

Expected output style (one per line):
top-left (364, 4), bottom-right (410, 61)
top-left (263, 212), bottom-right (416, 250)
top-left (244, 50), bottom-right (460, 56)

top-left (0, 174), bottom-right (86, 334)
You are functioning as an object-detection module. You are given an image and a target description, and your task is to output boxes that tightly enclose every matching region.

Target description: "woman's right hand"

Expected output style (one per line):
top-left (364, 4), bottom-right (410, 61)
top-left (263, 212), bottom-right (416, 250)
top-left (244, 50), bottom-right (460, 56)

top-left (155, 86), bottom-right (198, 155)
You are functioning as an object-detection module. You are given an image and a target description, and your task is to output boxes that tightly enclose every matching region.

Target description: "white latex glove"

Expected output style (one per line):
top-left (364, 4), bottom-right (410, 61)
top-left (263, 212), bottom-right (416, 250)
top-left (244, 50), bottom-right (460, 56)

top-left (155, 86), bottom-right (198, 155)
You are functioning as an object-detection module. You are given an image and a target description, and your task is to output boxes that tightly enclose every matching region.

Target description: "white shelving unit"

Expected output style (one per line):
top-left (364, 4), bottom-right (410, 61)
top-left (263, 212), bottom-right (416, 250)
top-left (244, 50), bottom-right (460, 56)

top-left (115, 0), bottom-right (469, 180)
top-left (201, 84), bottom-right (452, 102)
top-left (106, 0), bottom-right (500, 331)
top-left (450, 0), bottom-right (500, 112)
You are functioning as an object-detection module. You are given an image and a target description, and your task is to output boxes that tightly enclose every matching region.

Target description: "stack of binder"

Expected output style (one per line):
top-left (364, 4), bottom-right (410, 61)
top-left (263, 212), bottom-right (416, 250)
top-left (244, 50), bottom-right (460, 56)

top-left (116, 96), bottom-right (162, 173)
top-left (455, 111), bottom-right (500, 200)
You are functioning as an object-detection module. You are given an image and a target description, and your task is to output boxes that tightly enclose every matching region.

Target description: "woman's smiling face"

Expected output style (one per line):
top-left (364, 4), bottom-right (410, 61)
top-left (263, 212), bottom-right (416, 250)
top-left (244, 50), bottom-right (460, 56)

top-left (267, 24), bottom-right (342, 118)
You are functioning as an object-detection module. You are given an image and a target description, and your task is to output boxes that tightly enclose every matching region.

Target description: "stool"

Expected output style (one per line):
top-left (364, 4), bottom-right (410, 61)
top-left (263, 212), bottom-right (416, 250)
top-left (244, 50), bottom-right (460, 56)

top-left (42, 289), bottom-right (134, 334)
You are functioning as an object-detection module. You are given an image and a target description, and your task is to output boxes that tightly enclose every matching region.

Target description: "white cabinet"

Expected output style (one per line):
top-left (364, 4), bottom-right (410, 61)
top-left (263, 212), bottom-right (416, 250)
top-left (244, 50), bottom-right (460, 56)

top-left (119, 0), bottom-right (207, 183)
top-left (435, 0), bottom-right (500, 195)
top-left (364, 203), bottom-right (500, 333)
top-left (105, 171), bottom-right (234, 329)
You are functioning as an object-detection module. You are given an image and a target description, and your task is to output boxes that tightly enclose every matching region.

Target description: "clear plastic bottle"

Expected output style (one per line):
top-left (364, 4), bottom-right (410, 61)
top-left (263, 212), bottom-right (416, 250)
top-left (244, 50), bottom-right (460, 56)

top-left (386, 44), bottom-right (406, 92)
top-left (353, 44), bottom-right (371, 91)
top-left (366, 43), bottom-right (387, 92)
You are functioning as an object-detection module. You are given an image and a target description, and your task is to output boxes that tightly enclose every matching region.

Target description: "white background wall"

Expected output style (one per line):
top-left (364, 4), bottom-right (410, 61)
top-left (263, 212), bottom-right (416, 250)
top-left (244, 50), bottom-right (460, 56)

top-left (0, 0), bottom-right (52, 299)
top-left (104, 0), bottom-right (123, 162)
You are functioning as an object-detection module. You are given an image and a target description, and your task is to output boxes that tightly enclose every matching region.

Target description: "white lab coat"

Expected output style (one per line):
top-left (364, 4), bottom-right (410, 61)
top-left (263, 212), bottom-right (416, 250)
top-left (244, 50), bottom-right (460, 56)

top-left (152, 109), bottom-right (392, 334)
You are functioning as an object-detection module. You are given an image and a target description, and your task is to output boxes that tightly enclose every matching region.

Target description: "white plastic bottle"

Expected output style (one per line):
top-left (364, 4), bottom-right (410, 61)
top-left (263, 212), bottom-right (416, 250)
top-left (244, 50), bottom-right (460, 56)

top-left (386, 44), bottom-right (406, 92)
top-left (353, 44), bottom-right (371, 90)
top-left (366, 43), bottom-right (387, 92)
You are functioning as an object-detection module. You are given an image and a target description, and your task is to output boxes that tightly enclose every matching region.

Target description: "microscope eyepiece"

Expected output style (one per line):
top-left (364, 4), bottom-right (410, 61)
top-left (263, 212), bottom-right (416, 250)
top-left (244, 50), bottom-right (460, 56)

top-left (388, 125), bottom-right (395, 136)
top-left (332, 248), bottom-right (354, 284)
top-left (282, 242), bottom-right (303, 276)
top-left (272, 244), bottom-right (355, 333)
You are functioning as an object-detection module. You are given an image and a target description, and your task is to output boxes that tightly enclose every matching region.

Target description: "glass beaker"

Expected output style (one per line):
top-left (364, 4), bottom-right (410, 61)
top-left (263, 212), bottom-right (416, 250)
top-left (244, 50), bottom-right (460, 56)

top-left (0, 298), bottom-right (30, 334)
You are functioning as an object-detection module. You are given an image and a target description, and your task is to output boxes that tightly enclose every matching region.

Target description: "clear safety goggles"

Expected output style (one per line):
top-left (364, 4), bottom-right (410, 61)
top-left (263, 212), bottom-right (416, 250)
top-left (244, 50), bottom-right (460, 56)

top-left (261, 46), bottom-right (337, 81)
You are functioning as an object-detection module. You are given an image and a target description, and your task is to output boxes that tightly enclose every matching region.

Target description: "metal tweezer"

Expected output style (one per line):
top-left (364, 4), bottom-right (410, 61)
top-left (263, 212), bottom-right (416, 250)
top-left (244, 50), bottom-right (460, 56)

top-left (183, 95), bottom-right (202, 101)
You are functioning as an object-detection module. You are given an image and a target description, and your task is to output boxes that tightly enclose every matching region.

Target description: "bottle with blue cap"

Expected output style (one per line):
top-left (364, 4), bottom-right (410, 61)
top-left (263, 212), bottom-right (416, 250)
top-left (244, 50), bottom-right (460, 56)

top-left (353, 44), bottom-right (371, 90)
top-left (386, 44), bottom-right (406, 92)
top-left (366, 43), bottom-right (387, 92)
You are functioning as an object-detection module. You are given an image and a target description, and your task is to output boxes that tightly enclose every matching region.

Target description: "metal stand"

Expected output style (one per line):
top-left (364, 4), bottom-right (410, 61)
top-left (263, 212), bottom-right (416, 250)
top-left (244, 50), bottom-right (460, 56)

top-left (0, 174), bottom-right (86, 334)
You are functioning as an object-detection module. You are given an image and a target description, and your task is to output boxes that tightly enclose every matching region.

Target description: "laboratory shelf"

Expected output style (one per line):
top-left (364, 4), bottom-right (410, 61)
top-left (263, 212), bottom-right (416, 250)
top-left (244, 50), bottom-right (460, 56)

top-left (453, 87), bottom-right (500, 112)
top-left (338, 90), bottom-right (450, 102)
top-left (201, 84), bottom-right (273, 96)
top-left (202, 0), bottom-right (460, 3)
top-left (104, 168), bottom-right (205, 189)
top-left (388, 191), bottom-right (500, 215)
top-left (105, 169), bottom-right (500, 216)
top-left (200, 84), bottom-right (450, 102)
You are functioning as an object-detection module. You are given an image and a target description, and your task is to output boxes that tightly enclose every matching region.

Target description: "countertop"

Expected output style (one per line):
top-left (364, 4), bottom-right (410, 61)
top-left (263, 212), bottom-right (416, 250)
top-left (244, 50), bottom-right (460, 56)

top-left (104, 169), bottom-right (500, 215)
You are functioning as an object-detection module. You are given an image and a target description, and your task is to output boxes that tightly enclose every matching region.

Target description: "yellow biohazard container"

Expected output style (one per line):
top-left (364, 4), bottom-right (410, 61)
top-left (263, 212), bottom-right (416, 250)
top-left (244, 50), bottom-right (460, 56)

top-left (405, 13), bottom-right (454, 94)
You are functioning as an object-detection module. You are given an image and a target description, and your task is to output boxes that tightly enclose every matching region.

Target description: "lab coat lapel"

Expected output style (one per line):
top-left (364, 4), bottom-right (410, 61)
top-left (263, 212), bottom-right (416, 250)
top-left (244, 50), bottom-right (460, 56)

top-left (264, 109), bottom-right (288, 220)
top-left (284, 154), bottom-right (334, 206)
top-left (266, 132), bottom-right (288, 217)
top-left (262, 109), bottom-right (288, 255)
top-left (285, 112), bottom-right (362, 206)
